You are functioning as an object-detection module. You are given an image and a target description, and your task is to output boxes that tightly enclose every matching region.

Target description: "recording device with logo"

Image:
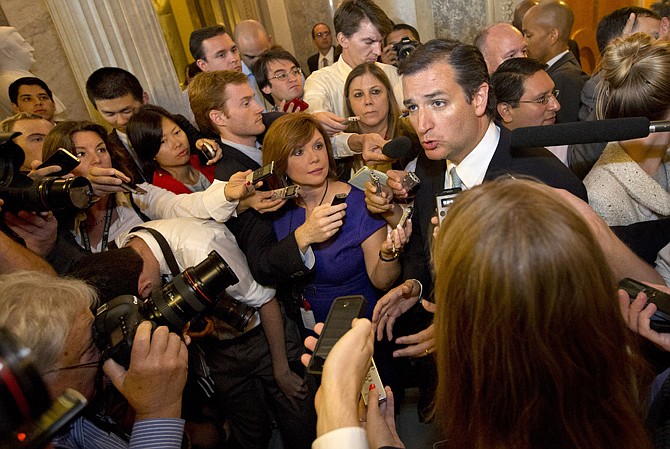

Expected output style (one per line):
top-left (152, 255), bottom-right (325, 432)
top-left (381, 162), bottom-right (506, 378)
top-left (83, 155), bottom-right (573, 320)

top-left (0, 328), bottom-right (88, 449)
top-left (369, 171), bottom-right (384, 196)
top-left (93, 251), bottom-right (249, 368)
top-left (393, 36), bottom-right (420, 61)
top-left (436, 187), bottom-right (462, 225)
top-left (307, 295), bottom-right (367, 375)
top-left (619, 278), bottom-right (670, 332)
top-left (37, 148), bottom-right (80, 177)
top-left (270, 184), bottom-right (300, 201)
top-left (331, 193), bottom-right (348, 206)
top-left (246, 161), bottom-right (275, 185)
top-left (401, 171), bottom-right (420, 192)
top-left (361, 357), bottom-right (386, 405)
top-left (0, 133), bottom-right (94, 212)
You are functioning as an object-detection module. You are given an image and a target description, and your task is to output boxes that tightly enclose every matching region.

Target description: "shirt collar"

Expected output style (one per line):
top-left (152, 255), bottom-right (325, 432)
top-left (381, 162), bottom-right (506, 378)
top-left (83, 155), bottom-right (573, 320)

top-left (446, 122), bottom-right (500, 189)
top-left (546, 50), bottom-right (569, 68)
top-left (220, 138), bottom-right (263, 165)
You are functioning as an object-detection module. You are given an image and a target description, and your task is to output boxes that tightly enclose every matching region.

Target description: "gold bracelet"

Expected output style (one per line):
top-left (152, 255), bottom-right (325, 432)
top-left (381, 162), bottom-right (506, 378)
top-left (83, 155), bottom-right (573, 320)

top-left (379, 250), bottom-right (399, 262)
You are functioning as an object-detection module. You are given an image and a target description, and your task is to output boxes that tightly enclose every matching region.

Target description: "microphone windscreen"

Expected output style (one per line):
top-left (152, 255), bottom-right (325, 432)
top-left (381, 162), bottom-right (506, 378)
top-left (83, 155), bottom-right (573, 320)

top-left (510, 117), bottom-right (650, 148)
top-left (382, 136), bottom-right (413, 159)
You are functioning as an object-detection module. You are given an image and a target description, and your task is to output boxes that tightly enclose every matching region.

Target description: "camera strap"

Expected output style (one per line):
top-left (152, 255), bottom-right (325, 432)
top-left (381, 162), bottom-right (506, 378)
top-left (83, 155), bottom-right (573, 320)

top-left (128, 225), bottom-right (217, 399)
top-left (128, 226), bottom-right (180, 276)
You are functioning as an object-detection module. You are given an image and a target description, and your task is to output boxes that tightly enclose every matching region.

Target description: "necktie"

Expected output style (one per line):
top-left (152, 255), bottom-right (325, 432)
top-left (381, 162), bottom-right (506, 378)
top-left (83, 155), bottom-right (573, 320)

top-left (450, 166), bottom-right (463, 189)
top-left (321, 58), bottom-right (329, 68)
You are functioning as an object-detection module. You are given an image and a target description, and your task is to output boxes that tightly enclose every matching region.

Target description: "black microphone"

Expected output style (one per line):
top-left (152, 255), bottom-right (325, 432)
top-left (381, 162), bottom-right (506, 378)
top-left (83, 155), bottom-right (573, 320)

top-left (382, 136), bottom-right (413, 159)
top-left (510, 117), bottom-right (662, 148)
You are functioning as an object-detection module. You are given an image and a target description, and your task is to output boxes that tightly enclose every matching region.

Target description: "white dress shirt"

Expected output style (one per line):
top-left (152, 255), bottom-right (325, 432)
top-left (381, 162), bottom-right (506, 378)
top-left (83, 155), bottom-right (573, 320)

top-left (445, 122), bottom-right (500, 190)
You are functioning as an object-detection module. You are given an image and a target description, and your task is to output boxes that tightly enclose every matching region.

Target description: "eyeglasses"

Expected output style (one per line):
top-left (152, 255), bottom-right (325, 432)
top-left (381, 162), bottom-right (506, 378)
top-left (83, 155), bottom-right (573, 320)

top-left (268, 67), bottom-right (303, 81)
top-left (42, 359), bottom-right (102, 375)
top-left (518, 89), bottom-right (560, 105)
top-left (315, 31), bottom-right (331, 38)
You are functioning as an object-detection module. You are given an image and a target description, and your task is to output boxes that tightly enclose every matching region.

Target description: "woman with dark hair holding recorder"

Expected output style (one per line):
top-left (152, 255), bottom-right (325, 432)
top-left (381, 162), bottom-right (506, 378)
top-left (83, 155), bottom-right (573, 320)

top-left (127, 105), bottom-right (215, 194)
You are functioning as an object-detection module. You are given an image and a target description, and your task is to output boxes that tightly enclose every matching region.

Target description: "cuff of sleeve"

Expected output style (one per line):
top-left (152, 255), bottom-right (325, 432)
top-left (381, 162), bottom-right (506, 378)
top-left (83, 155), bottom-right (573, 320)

top-left (332, 133), bottom-right (358, 158)
top-left (204, 180), bottom-right (239, 221)
top-left (130, 418), bottom-right (185, 449)
top-left (411, 278), bottom-right (423, 300)
top-left (312, 427), bottom-right (367, 449)
top-left (302, 246), bottom-right (316, 269)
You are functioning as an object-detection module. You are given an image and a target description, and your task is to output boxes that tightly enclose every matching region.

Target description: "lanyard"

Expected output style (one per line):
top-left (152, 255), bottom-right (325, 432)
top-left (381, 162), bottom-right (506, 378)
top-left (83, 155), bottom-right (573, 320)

top-left (80, 196), bottom-right (115, 252)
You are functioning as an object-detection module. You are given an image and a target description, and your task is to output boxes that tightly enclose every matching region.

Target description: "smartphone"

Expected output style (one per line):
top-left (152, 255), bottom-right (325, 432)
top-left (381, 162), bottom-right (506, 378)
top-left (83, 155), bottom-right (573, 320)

top-left (37, 148), bottom-right (80, 176)
top-left (436, 187), bottom-right (462, 224)
top-left (401, 171), bottom-right (420, 192)
top-left (246, 162), bottom-right (275, 184)
top-left (331, 193), bottom-right (347, 206)
top-left (307, 295), bottom-right (367, 375)
top-left (270, 185), bottom-right (300, 200)
top-left (361, 357), bottom-right (387, 405)
top-left (369, 171), bottom-right (384, 196)
top-left (201, 142), bottom-right (217, 160)
top-left (398, 205), bottom-right (413, 228)
top-left (119, 181), bottom-right (147, 195)
top-left (619, 278), bottom-right (670, 332)
top-left (283, 97), bottom-right (309, 112)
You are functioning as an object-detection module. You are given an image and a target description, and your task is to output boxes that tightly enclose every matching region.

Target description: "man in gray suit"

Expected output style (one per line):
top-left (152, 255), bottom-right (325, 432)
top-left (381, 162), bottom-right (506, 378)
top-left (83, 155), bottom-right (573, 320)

top-left (522, 0), bottom-right (587, 123)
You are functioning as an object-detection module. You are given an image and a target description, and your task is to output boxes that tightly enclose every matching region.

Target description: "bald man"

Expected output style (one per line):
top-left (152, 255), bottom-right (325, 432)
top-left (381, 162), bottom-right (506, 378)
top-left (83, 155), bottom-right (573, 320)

top-left (474, 22), bottom-right (527, 73)
top-left (522, 0), bottom-right (587, 123)
top-left (234, 20), bottom-right (273, 111)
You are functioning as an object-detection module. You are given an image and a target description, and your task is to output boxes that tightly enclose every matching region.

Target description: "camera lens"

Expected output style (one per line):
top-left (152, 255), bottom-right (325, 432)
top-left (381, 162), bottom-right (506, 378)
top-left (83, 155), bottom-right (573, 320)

top-left (211, 294), bottom-right (256, 333)
top-left (37, 177), bottom-right (94, 211)
top-left (145, 251), bottom-right (240, 331)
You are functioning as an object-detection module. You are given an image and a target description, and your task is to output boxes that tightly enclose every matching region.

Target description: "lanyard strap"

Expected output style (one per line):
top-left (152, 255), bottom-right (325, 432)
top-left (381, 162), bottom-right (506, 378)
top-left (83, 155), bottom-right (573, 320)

top-left (80, 196), bottom-right (115, 252)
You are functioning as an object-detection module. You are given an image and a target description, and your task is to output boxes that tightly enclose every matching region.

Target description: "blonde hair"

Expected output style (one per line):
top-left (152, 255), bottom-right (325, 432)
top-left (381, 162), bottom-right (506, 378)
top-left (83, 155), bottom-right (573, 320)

top-left (432, 179), bottom-right (650, 449)
top-left (0, 272), bottom-right (97, 374)
top-left (596, 33), bottom-right (670, 121)
top-left (0, 112), bottom-right (46, 133)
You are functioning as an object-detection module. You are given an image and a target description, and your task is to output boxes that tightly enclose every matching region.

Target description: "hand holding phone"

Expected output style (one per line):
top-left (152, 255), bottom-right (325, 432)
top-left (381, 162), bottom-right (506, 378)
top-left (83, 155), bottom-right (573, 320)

top-left (619, 278), bottom-right (670, 332)
top-left (37, 148), bottom-right (80, 177)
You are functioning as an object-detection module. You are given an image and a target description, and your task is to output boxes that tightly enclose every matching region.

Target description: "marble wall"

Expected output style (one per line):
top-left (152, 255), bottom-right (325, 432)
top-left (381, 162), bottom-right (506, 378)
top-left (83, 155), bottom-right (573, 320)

top-left (0, 0), bottom-right (89, 120)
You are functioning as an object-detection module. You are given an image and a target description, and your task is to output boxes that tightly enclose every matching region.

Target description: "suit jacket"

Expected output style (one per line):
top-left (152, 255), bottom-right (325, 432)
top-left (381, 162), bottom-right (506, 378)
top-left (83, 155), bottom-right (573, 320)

top-left (213, 139), bottom-right (310, 286)
top-left (107, 130), bottom-right (147, 183)
top-left (546, 51), bottom-right (589, 124)
top-left (405, 125), bottom-right (588, 296)
top-left (307, 46), bottom-right (341, 75)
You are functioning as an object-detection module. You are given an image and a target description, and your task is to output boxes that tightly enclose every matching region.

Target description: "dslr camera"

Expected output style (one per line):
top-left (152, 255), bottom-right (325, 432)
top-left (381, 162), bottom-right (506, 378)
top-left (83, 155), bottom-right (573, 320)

top-left (0, 132), bottom-right (93, 212)
top-left (393, 36), bottom-right (420, 61)
top-left (93, 251), bottom-right (256, 367)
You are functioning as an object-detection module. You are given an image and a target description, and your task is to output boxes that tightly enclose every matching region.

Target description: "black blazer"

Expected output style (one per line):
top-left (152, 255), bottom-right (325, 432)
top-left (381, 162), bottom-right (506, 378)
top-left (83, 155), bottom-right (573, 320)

top-left (213, 140), bottom-right (310, 285)
top-left (546, 51), bottom-right (588, 124)
top-left (307, 46), bottom-right (341, 75)
top-left (404, 125), bottom-right (588, 296)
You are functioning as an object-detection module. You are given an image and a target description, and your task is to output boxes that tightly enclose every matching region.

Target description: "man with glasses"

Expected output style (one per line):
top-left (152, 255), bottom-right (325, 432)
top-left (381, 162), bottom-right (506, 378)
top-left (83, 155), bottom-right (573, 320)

top-left (252, 49), bottom-right (307, 111)
top-left (307, 23), bottom-right (340, 75)
top-left (491, 57), bottom-right (567, 163)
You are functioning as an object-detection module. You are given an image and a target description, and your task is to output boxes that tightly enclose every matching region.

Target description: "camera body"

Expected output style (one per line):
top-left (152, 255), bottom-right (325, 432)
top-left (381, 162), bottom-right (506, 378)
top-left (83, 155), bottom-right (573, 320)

top-left (393, 37), bottom-right (420, 61)
top-left (0, 132), bottom-right (93, 212)
top-left (93, 250), bottom-right (255, 367)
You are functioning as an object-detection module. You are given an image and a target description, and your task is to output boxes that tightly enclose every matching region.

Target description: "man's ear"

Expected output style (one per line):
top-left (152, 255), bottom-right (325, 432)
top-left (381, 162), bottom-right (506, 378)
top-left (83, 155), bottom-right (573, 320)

top-left (142, 91), bottom-right (150, 105)
top-left (548, 28), bottom-right (559, 46)
top-left (196, 59), bottom-right (208, 72)
top-left (11, 103), bottom-right (20, 113)
top-left (660, 17), bottom-right (670, 40)
top-left (337, 32), bottom-right (348, 49)
top-left (261, 85), bottom-right (272, 95)
top-left (209, 108), bottom-right (226, 127)
top-left (497, 102), bottom-right (514, 124)
top-left (473, 82), bottom-right (490, 117)
top-left (137, 272), bottom-right (153, 300)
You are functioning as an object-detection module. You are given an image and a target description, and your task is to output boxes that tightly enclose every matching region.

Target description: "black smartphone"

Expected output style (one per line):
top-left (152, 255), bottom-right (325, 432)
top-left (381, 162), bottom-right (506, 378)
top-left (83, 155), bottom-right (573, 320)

top-left (246, 161), bottom-right (275, 184)
top-left (307, 295), bottom-right (367, 375)
top-left (435, 187), bottom-right (462, 224)
top-left (619, 278), bottom-right (670, 332)
top-left (331, 193), bottom-right (347, 206)
top-left (37, 148), bottom-right (80, 176)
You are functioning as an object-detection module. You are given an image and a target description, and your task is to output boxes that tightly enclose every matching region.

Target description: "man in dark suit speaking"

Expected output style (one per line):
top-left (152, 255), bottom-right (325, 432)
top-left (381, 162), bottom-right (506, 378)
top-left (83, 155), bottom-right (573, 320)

top-left (306, 23), bottom-right (340, 75)
top-left (370, 39), bottom-right (587, 358)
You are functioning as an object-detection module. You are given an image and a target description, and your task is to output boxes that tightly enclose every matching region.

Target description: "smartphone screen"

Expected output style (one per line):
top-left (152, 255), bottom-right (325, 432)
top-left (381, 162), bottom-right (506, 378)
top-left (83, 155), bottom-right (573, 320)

top-left (307, 295), bottom-right (367, 375)
top-left (37, 148), bottom-right (80, 177)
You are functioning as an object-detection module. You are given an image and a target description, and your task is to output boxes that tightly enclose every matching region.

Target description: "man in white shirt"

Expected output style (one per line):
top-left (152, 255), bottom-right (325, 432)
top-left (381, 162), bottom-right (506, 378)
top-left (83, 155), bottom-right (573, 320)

top-left (303, 0), bottom-right (402, 160)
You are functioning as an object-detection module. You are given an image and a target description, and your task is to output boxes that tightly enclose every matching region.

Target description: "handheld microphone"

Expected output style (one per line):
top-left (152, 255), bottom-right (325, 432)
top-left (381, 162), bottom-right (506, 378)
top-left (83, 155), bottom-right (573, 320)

top-left (382, 136), bottom-right (413, 159)
top-left (509, 117), bottom-right (669, 148)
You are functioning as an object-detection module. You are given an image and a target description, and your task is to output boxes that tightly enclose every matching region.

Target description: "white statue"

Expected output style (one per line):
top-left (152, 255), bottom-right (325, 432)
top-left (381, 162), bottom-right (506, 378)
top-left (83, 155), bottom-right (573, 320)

top-left (0, 26), bottom-right (66, 119)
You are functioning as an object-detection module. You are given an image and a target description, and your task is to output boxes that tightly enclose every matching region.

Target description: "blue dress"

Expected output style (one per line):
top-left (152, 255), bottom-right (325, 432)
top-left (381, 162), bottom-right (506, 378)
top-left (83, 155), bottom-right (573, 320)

top-left (273, 186), bottom-right (387, 322)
